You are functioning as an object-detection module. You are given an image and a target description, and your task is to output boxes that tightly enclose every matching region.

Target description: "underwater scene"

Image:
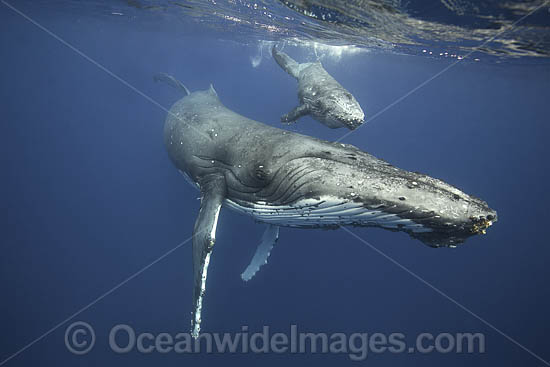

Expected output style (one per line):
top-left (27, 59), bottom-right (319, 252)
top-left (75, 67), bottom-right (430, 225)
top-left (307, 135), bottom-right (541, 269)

top-left (1, 0), bottom-right (550, 366)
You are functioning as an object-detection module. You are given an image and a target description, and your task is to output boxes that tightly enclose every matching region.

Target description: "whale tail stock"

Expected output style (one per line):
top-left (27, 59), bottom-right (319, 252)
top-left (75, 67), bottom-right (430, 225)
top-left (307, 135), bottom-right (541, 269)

top-left (154, 72), bottom-right (190, 96)
top-left (271, 46), bottom-right (301, 79)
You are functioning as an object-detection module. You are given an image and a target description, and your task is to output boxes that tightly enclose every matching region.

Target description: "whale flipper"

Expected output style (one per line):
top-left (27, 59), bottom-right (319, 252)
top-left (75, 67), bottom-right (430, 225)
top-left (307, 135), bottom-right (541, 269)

top-left (191, 174), bottom-right (226, 337)
top-left (281, 104), bottom-right (310, 124)
top-left (154, 72), bottom-right (190, 95)
top-left (209, 83), bottom-right (218, 97)
top-left (272, 46), bottom-right (300, 79)
top-left (241, 224), bottom-right (280, 281)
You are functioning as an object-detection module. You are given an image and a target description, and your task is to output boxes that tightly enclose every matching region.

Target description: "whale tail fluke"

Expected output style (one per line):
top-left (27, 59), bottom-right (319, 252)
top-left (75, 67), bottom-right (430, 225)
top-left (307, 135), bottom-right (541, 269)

top-left (272, 46), bottom-right (300, 79)
top-left (154, 72), bottom-right (190, 96)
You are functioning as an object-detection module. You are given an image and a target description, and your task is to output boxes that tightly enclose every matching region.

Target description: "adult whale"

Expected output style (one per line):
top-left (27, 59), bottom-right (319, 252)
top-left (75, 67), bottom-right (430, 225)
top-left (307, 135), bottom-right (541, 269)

top-left (272, 46), bottom-right (365, 130)
top-left (157, 75), bottom-right (496, 337)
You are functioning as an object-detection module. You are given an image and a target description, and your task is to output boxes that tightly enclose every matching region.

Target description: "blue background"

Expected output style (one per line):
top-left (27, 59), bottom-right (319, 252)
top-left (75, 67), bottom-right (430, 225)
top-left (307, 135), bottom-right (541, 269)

top-left (1, 2), bottom-right (549, 366)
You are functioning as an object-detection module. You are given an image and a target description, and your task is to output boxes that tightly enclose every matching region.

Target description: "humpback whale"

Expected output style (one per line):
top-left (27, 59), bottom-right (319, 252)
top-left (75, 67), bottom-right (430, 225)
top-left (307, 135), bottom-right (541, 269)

top-left (272, 46), bottom-right (365, 130)
top-left (157, 75), bottom-right (496, 337)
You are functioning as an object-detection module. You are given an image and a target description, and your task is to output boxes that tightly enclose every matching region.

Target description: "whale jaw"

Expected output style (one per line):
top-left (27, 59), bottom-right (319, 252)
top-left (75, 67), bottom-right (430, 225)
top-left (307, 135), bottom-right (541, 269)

top-left (225, 196), bottom-right (433, 232)
top-left (225, 195), bottom-right (496, 247)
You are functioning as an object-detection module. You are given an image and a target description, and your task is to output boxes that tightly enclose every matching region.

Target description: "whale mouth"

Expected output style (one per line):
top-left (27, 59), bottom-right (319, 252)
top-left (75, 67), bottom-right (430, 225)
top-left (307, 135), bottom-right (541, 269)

top-left (343, 117), bottom-right (364, 130)
top-left (410, 212), bottom-right (497, 248)
top-left (225, 194), bottom-right (497, 248)
top-left (224, 196), bottom-right (433, 232)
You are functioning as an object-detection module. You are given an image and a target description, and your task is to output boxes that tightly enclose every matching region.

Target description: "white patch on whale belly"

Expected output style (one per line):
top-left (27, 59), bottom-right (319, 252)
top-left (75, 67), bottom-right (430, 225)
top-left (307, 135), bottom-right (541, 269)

top-left (224, 196), bottom-right (432, 233)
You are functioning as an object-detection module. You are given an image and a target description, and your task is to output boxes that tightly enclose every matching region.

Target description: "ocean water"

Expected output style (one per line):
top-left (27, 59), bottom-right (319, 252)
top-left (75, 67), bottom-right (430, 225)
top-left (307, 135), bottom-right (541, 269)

top-left (1, 1), bottom-right (550, 366)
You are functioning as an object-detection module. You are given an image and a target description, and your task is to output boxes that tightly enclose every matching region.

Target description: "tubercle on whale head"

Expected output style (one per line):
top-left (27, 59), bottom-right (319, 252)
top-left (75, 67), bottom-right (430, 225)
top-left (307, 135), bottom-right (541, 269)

top-left (342, 116), bottom-right (364, 130)
top-left (407, 212), bottom-right (497, 248)
top-left (356, 176), bottom-right (497, 247)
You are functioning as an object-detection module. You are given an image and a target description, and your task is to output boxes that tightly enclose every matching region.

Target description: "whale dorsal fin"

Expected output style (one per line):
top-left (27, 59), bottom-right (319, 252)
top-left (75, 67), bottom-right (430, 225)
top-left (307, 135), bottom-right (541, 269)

top-left (190, 173), bottom-right (226, 338)
top-left (272, 46), bottom-right (300, 79)
top-left (241, 224), bottom-right (280, 281)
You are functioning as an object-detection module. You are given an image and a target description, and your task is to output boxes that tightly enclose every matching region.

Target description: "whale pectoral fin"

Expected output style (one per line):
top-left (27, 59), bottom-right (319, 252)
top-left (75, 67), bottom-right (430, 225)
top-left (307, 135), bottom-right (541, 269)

top-left (281, 104), bottom-right (310, 124)
top-left (153, 72), bottom-right (190, 95)
top-left (272, 46), bottom-right (300, 79)
top-left (190, 174), bottom-right (226, 338)
top-left (241, 224), bottom-right (280, 282)
top-left (208, 83), bottom-right (218, 97)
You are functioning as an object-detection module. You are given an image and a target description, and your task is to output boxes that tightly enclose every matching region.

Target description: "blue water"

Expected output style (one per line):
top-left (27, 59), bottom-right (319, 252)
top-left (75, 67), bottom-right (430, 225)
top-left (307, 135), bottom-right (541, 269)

top-left (1, 1), bottom-right (550, 366)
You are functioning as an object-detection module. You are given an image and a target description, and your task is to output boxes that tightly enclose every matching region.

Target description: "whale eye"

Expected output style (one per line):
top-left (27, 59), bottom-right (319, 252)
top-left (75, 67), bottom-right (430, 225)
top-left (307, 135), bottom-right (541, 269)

top-left (255, 167), bottom-right (268, 180)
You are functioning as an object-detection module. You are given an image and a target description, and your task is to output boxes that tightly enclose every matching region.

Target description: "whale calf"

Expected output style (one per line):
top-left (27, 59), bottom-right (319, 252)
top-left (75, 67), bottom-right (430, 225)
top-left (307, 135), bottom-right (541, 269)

top-left (272, 46), bottom-right (365, 130)
top-left (158, 75), bottom-right (496, 337)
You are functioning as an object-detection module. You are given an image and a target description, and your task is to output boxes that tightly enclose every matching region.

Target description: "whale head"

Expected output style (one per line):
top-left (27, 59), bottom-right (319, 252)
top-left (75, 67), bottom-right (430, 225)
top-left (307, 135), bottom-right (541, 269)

top-left (315, 90), bottom-right (365, 129)
top-left (288, 146), bottom-right (497, 247)
top-left (226, 141), bottom-right (496, 248)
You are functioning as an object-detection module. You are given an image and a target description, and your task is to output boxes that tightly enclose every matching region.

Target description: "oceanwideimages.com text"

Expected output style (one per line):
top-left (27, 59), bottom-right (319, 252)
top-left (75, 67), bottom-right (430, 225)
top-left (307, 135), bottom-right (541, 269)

top-left (65, 322), bottom-right (485, 360)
